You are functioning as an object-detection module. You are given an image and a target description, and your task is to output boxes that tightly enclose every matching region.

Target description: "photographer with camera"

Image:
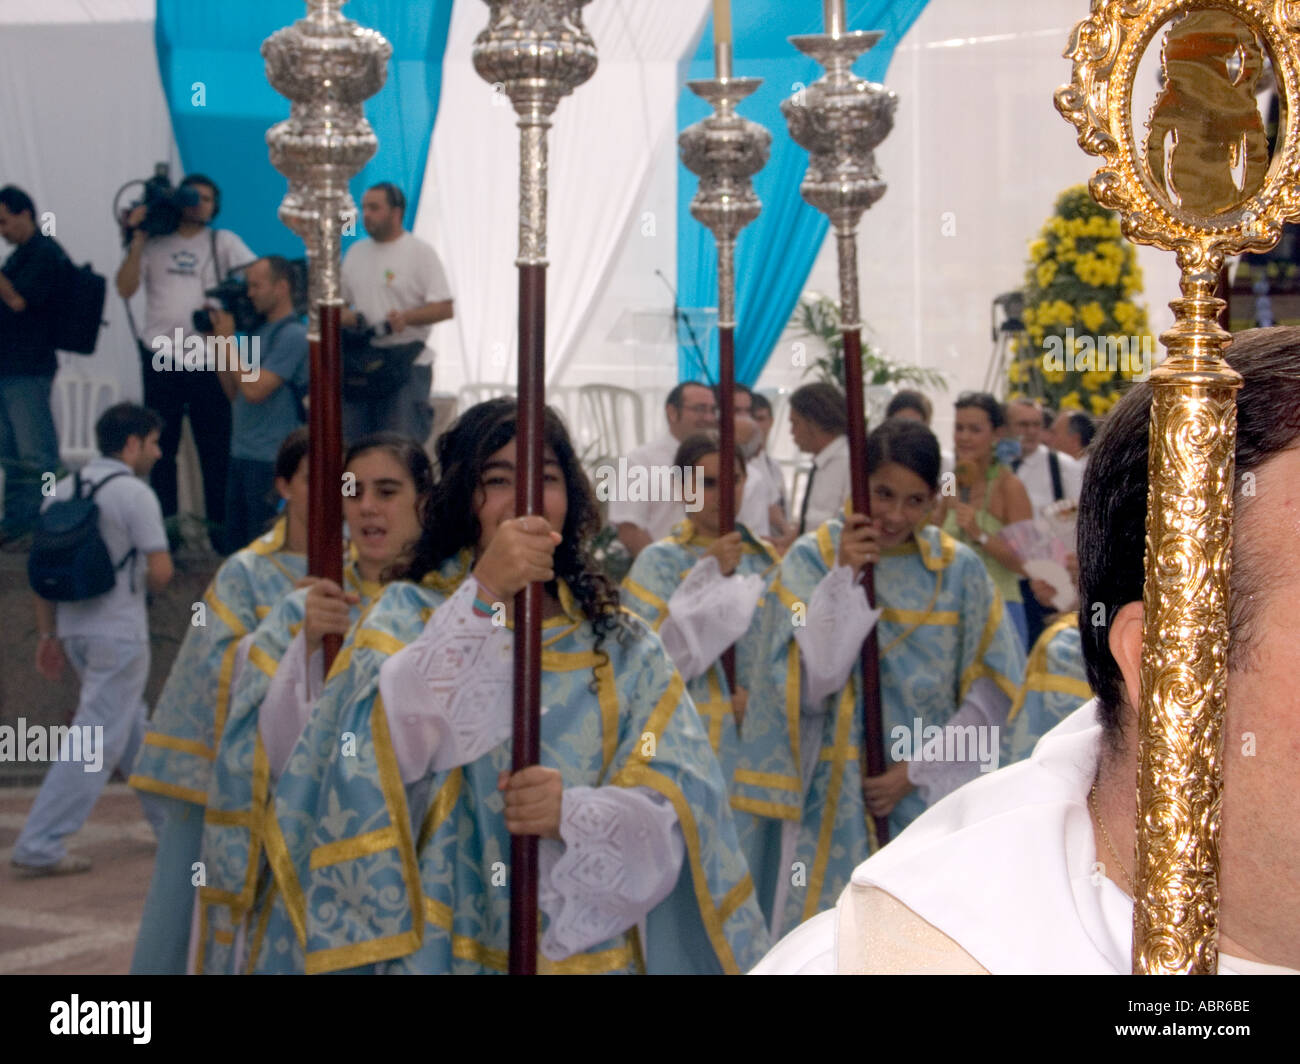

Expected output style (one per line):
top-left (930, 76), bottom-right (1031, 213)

top-left (208, 255), bottom-right (308, 552)
top-left (115, 173), bottom-right (255, 553)
top-left (340, 182), bottom-right (453, 443)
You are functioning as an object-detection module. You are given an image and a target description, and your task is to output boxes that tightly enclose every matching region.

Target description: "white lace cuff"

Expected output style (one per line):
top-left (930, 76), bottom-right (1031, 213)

top-left (258, 631), bottom-right (320, 782)
top-left (538, 785), bottom-right (684, 962)
top-left (658, 554), bottom-right (764, 683)
top-left (378, 578), bottom-right (515, 784)
top-left (796, 565), bottom-right (881, 706)
top-left (905, 676), bottom-right (1010, 806)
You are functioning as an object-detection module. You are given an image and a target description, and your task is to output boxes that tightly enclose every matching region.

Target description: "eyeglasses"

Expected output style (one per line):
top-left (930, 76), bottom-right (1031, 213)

top-left (681, 403), bottom-right (719, 416)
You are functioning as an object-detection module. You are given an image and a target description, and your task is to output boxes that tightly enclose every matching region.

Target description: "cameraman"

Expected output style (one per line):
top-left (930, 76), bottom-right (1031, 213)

top-left (210, 256), bottom-right (307, 551)
top-left (0, 186), bottom-right (64, 547)
top-left (340, 182), bottom-right (453, 443)
top-left (115, 174), bottom-right (254, 552)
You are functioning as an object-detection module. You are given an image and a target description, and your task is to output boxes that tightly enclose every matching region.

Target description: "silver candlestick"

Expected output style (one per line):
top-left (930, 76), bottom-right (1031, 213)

top-left (264, 0), bottom-right (390, 338)
top-left (471, 0), bottom-right (598, 978)
top-left (781, 23), bottom-right (897, 849)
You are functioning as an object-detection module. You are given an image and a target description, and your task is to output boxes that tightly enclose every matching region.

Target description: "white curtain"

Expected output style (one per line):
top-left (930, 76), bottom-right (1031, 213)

top-left (0, 7), bottom-right (178, 404)
top-left (417, 0), bottom-right (710, 389)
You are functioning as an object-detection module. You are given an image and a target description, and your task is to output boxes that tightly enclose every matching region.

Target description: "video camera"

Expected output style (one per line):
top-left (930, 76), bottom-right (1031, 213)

top-left (115, 163), bottom-right (200, 242)
top-left (192, 258), bottom-right (310, 336)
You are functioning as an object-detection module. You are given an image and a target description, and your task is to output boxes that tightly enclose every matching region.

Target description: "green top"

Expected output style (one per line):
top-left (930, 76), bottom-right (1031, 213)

top-left (942, 472), bottom-right (1022, 604)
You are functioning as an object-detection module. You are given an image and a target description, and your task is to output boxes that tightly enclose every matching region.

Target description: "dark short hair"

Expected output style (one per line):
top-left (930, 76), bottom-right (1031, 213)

top-left (885, 389), bottom-right (933, 423)
top-left (1065, 410), bottom-right (1096, 449)
top-left (715, 381), bottom-right (754, 404)
top-left (1079, 327), bottom-right (1300, 742)
top-left (790, 382), bottom-right (847, 435)
top-left (0, 185), bottom-right (35, 219)
top-left (274, 426), bottom-right (310, 482)
top-left (180, 173), bottom-right (218, 200)
top-left (954, 390), bottom-right (1004, 430)
top-left (751, 392), bottom-right (773, 417)
top-left (673, 430), bottom-right (745, 477)
top-left (96, 402), bottom-right (163, 457)
top-left (367, 182), bottom-right (406, 212)
top-left (260, 254), bottom-right (294, 291)
top-left (666, 380), bottom-right (711, 411)
top-left (1041, 406), bottom-right (1057, 430)
top-left (867, 417), bottom-right (941, 493)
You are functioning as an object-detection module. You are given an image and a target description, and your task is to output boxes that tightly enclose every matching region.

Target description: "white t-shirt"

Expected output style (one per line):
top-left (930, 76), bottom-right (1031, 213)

top-left (607, 432), bottom-right (684, 544)
top-left (47, 457), bottom-right (168, 643)
top-left (797, 434), bottom-right (851, 534)
top-left (140, 228), bottom-right (256, 345)
top-left (1015, 446), bottom-right (1083, 516)
top-left (341, 232), bottom-right (453, 364)
top-left (737, 453), bottom-right (777, 537)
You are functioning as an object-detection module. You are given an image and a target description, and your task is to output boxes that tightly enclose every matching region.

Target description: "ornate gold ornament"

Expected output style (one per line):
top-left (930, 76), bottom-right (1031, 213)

top-left (1057, 0), bottom-right (1300, 974)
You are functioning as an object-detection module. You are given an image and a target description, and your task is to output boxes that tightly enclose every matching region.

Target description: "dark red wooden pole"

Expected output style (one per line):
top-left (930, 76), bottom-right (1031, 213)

top-left (508, 264), bottom-right (546, 976)
top-left (309, 305), bottom-right (344, 669)
top-left (718, 324), bottom-right (738, 704)
top-left (842, 327), bottom-right (889, 847)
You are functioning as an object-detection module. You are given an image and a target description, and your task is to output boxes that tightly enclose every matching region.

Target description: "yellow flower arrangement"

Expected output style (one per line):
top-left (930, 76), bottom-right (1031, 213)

top-left (1010, 185), bottom-right (1155, 415)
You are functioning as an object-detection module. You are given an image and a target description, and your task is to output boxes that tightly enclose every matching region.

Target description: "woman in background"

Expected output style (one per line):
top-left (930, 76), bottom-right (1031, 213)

top-left (934, 391), bottom-right (1033, 646)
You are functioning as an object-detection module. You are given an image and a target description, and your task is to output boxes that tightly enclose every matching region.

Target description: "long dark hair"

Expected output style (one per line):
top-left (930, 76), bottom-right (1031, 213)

top-left (344, 432), bottom-right (435, 581)
top-left (397, 398), bottom-right (625, 659)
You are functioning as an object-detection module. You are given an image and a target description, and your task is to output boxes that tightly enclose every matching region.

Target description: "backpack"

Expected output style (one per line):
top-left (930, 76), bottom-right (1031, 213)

top-left (28, 472), bottom-right (136, 602)
top-left (52, 259), bottom-right (107, 355)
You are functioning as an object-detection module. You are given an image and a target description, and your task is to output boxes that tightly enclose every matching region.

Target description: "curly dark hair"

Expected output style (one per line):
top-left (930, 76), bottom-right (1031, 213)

top-left (396, 398), bottom-right (627, 670)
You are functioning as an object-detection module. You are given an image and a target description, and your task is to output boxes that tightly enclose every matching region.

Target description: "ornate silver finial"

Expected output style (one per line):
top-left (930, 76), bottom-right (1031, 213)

top-left (264, 0), bottom-right (391, 336)
top-left (472, 1), bottom-right (598, 267)
top-left (679, 78), bottom-right (772, 328)
top-left (781, 31), bottom-right (897, 327)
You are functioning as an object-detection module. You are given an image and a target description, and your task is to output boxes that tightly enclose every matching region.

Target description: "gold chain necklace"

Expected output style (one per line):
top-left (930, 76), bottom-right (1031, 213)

top-left (1089, 781), bottom-right (1134, 893)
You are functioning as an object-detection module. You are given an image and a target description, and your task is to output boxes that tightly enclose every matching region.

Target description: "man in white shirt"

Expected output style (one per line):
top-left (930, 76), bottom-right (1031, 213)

top-left (340, 182), bottom-right (454, 443)
top-left (755, 326), bottom-right (1300, 975)
top-left (609, 380), bottom-right (718, 558)
top-left (13, 403), bottom-right (173, 877)
top-left (117, 174), bottom-right (255, 549)
top-left (749, 392), bottom-right (789, 531)
top-left (1005, 397), bottom-right (1083, 646)
top-left (789, 382), bottom-right (850, 536)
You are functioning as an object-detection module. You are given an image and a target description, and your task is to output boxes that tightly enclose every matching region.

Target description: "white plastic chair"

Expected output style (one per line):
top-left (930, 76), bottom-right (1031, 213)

top-left (51, 375), bottom-right (119, 471)
top-left (577, 384), bottom-right (645, 469)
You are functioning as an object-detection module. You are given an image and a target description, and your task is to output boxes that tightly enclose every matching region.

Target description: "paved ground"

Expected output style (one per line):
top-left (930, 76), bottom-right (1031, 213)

top-left (0, 782), bottom-right (157, 975)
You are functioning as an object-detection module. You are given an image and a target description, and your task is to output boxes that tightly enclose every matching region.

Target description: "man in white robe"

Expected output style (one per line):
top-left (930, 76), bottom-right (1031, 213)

top-left (755, 327), bottom-right (1300, 975)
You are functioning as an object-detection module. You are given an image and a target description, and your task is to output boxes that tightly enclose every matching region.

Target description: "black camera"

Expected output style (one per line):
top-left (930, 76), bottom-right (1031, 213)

top-left (193, 258), bottom-right (309, 335)
top-left (342, 314), bottom-right (395, 347)
top-left (121, 163), bottom-right (200, 240)
top-left (193, 276), bottom-right (263, 335)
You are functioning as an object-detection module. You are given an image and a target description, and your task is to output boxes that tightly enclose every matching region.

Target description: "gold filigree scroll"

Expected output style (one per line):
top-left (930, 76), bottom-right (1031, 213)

top-left (1144, 12), bottom-right (1269, 212)
top-left (1056, 0), bottom-right (1300, 974)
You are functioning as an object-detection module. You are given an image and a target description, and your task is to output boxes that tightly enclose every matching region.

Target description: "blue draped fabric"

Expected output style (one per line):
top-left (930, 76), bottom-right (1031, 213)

top-left (155, 1), bottom-right (453, 259)
top-left (676, 1), bottom-right (930, 385)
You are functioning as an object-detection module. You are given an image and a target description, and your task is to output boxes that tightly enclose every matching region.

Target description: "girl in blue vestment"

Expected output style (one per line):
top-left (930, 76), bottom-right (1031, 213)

top-left (621, 431), bottom-right (799, 932)
top-left (129, 427), bottom-right (310, 973)
top-left (254, 399), bottom-right (770, 974)
top-left (192, 433), bottom-right (431, 974)
top-left (771, 418), bottom-right (1024, 935)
